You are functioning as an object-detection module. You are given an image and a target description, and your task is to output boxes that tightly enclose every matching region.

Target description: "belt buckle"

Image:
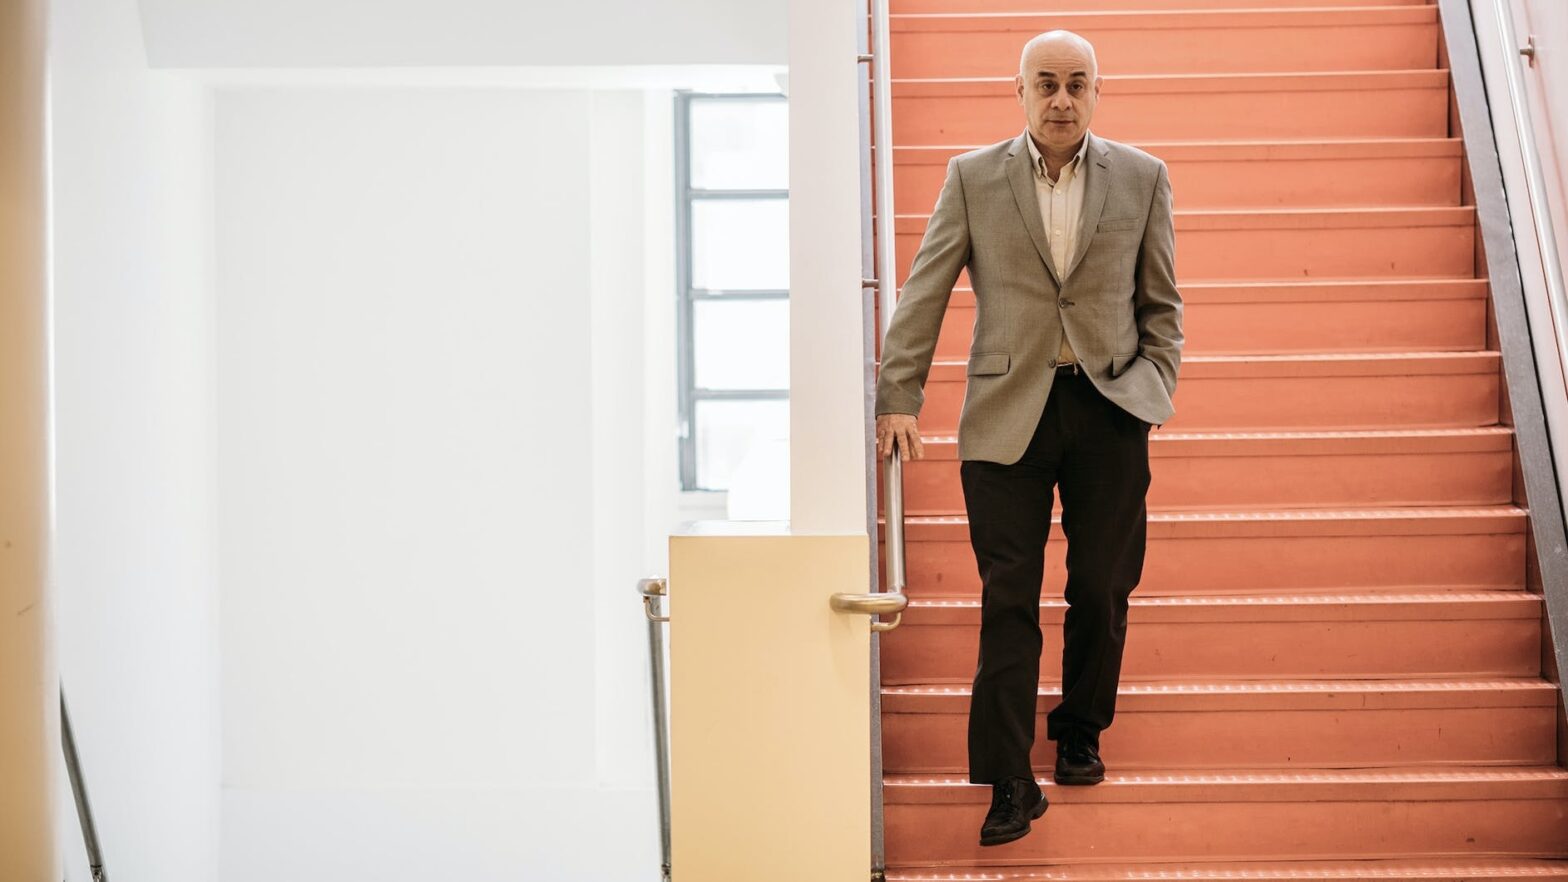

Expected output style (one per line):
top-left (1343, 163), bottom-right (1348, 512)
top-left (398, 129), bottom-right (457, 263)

top-left (1057, 361), bottom-right (1079, 375)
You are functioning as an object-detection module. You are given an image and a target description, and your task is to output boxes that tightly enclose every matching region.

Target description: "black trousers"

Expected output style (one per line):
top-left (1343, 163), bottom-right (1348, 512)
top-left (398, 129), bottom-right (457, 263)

top-left (961, 362), bottom-right (1151, 784)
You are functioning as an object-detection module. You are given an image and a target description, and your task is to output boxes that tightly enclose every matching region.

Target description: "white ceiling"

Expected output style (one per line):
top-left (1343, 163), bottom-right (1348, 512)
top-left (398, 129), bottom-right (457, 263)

top-left (136, 0), bottom-right (787, 68)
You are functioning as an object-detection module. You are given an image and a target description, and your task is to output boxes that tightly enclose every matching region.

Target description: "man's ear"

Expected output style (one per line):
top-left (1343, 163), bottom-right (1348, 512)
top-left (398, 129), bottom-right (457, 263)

top-left (1014, 75), bottom-right (1025, 105)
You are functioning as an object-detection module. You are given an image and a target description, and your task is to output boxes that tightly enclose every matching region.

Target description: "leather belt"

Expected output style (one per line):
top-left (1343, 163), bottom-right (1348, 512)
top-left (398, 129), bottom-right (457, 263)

top-left (1055, 361), bottom-right (1081, 374)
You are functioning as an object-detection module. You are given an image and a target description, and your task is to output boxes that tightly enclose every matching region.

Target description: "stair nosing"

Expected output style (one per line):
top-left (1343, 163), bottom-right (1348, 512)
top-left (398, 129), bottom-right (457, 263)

top-left (882, 764), bottom-right (1568, 804)
top-left (881, 676), bottom-right (1559, 713)
top-left (901, 589), bottom-right (1542, 623)
top-left (883, 856), bottom-right (1568, 880)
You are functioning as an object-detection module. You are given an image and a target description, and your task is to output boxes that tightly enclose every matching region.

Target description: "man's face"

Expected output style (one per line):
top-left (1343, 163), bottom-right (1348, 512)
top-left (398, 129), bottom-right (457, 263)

top-left (1015, 44), bottom-right (1100, 153)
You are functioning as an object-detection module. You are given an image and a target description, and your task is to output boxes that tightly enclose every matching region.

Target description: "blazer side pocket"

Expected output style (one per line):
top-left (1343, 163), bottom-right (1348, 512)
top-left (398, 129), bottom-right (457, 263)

top-left (967, 351), bottom-right (1011, 376)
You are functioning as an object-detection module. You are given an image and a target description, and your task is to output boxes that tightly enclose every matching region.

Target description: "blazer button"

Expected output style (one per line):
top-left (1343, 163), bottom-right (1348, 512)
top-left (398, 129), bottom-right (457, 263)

top-left (1058, 298), bottom-right (1070, 307)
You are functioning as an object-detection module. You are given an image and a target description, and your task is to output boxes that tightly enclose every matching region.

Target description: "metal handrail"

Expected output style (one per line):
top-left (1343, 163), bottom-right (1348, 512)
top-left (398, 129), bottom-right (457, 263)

top-left (870, 0), bottom-right (907, 610)
top-left (829, 592), bottom-right (909, 632)
top-left (1489, 1), bottom-right (1568, 398)
top-left (61, 686), bottom-right (108, 882)
top-left (864, 0), bottom-right (901, 876)
top-left (637, 577), bottom-right (672, 882)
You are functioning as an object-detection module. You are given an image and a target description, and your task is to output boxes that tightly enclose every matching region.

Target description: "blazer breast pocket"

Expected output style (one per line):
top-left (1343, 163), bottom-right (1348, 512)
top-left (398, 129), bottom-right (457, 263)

top-left (1096, 217), bottom-right (1139, 233)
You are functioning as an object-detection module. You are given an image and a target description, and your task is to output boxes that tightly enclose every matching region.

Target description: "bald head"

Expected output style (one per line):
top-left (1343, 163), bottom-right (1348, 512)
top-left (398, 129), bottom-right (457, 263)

top-left (1015, 30), bottom-right (1101, 164)
top-left (1019, 30), bottom-right (1097, 79)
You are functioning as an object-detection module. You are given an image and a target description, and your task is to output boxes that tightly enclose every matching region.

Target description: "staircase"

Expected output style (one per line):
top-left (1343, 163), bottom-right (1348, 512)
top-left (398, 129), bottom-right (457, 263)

top-left (873, 0), bottom-right (1568, 875)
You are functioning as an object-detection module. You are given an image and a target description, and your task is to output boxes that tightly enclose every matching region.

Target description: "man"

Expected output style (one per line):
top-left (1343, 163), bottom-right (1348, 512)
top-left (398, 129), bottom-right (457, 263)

top-left (874, 30), bottom-right (1183, 848)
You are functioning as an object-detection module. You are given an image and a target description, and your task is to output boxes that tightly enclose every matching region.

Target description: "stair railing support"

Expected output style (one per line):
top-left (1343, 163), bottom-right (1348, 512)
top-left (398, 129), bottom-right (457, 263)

top-left (638, 577), bottom-right (672, 882)
top-left (1442, 0), bottom-right (1568, 709)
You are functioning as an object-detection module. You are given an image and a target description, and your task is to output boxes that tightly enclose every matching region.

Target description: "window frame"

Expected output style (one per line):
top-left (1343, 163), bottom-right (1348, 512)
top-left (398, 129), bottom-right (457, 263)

top-left (673, 90), bottom-right (790, 493)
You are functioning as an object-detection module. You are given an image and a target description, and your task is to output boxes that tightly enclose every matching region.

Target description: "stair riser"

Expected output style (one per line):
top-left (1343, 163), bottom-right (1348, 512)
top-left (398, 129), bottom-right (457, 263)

top-left (894, 153), bottom-right (1462, 211)
top-left (892, 21), bottom-right (1436, 79)
top-left (910, 372), bottom-right (1500, 433)
top-left (895, 0), bottom-right (1433, 11)
top-left (893, 84), bottom-right (1447, 145)
top-left (883, 799), bottom-right (1568, 864)
top-left (895, 224), bottom-right (1474, 285)
top-left (889, 449), bottom-right (1512, 515)
top-left (880, 293), bottom-right (1486, 361)
top-left (892, 532), bottom-right (1524, 595)
top-left (881, 618), bottom-right (1541, 683)
top-left (883, 705), bottom-right (1558, 773)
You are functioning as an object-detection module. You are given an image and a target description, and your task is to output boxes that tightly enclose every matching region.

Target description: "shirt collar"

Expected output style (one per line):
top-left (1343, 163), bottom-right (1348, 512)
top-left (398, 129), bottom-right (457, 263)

top-left (1025, 128), bottom-right (1090, 180)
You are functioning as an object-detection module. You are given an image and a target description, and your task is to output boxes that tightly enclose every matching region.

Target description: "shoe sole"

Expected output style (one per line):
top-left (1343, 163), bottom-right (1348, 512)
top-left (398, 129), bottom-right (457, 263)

top-left (977, 794), bottom-right (1049, 847)
top-left (1054, 769), bottom-right (1105, 785)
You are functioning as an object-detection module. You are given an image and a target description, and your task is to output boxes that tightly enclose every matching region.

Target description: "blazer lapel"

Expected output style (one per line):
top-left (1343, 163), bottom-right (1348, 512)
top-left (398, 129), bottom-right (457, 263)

top-left (1063, 130), bottom-right (1111, 282)
top-left (1005, 133), bottom-right (1060, 288)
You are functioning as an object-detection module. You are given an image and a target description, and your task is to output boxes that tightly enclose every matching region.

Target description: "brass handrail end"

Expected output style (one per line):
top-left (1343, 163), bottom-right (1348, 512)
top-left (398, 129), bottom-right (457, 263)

top-left (829, 591), bottom-right (908, 631)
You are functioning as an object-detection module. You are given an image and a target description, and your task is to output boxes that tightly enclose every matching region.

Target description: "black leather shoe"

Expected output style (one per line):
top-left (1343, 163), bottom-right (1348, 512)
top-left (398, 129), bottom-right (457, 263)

top-left (1054, 729), bottom-right (1106, 785)
top-left (978, 775), bottom-right (1047, 846)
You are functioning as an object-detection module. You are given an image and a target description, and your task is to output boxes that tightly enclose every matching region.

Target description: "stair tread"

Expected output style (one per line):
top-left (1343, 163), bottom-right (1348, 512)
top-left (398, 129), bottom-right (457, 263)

top-left (903, 503), bottom-right (1527, 520)
top-left (909, 425), bottom-right (1514, 453)
top-left (883, 765), bottom-right (1568, 803)
top-left (904, 589), bottom-right (1541, 620)
top-left (884, 856), bottom-right (1568, 880)
top-left (897, 205), bottom-right (1475, 230)
top-left (891, 6), bottom-right (1436, 24)
top-left (899, 350), bottom-right (1502, 382)
top-left (882, 676), bottom-right (1559, 711)
top-left (894, 136), bottom-right (1463, 158)
top-left (889, 505), bottom-right (1528, 541)
top-left (893, 68), bottom-right (1449, 93)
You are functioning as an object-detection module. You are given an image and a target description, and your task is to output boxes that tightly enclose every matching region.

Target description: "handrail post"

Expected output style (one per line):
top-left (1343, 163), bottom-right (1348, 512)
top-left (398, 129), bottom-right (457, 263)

top-left (637, 577), bottom-right (672, 882)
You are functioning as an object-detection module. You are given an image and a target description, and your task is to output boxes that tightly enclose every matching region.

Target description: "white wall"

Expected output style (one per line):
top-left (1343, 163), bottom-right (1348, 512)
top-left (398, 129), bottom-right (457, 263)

top-left (49, 0), bottom-right (221, 879)
top-left (137, 0), bottom-right (786, 68)
top-left (47, 0), bottom-right (784, 876)
top-left (211, 82), bottom-right (708, 880)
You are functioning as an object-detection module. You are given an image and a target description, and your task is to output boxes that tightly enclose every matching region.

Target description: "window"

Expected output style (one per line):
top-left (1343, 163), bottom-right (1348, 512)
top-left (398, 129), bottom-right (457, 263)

top-left (674, 92), bottom-right (789, 493)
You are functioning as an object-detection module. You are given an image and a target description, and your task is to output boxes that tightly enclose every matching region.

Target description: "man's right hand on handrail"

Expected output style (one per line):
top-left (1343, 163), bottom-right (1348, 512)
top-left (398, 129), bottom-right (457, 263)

top-left (876, 413), bottom-right (926, 461)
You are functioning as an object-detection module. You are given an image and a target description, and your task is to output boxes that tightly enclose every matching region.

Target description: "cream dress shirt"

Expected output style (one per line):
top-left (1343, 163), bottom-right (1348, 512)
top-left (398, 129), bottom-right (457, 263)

top-left (1024, 129), bottom-right (1091, 366)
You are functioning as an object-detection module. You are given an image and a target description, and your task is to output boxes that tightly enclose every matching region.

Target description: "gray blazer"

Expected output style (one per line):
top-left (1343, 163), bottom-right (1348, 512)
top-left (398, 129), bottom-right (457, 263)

top-left (875, 129), bottom-right (1184, 465)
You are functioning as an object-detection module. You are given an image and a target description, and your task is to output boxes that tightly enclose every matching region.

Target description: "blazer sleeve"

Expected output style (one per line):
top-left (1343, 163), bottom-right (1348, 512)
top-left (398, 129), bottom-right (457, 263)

top-left (874, 157), bottom-right (972, 417)
top-left (1134, 160), bottom-right (1184, 400)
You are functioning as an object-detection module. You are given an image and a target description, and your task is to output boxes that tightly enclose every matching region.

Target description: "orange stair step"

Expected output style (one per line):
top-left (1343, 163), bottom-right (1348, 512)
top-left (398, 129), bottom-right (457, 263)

top-left (884, 856), bottom-right (1568, 880)
top-left (881, 677), bottom-right (1559, 773)
top-left (897, 351), bottom-right (1501, 433)
top-left (883, 766), bottom-right (1568, 865)
top-left (891, 7), bottom-right (1439, 78)
top-left (880, 591), bottom-right (1544, 683)
top-left (893, 0), bottom-right (1437, 13)
top-left (894, 206), bottom-right (1476, 285)
top-left (888, 505), bottom-right (1527, 595)
top-left (884, 280), bottom-right (1489, 361)
top-left (887, 428), bottom-right (1514, 515)
top-left (892, 70), bottom-right (1450, 145)
top-left (891, 139), bottom-right (1465, 211)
